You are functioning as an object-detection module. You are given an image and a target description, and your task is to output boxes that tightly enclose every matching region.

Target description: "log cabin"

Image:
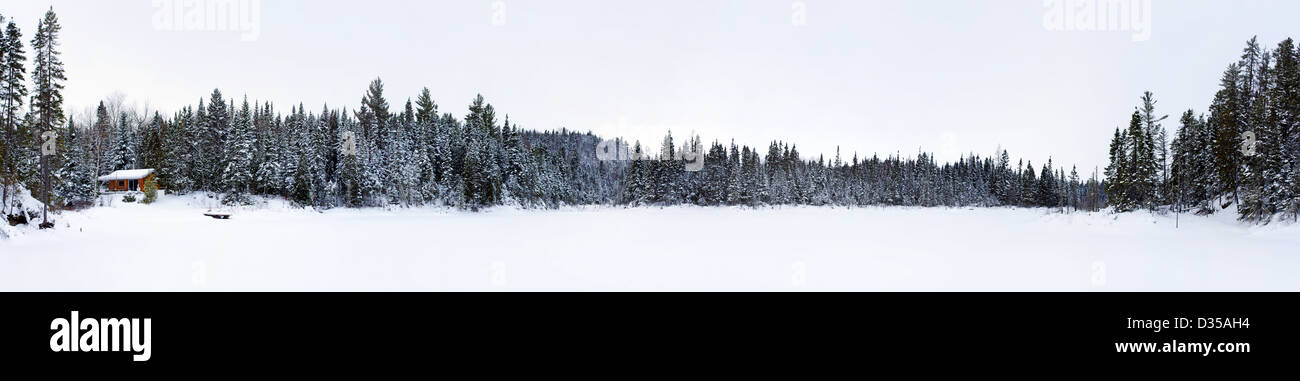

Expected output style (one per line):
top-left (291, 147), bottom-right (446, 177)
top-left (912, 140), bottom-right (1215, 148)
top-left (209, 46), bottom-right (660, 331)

top-left (98, 169), bottom-right (157, 192)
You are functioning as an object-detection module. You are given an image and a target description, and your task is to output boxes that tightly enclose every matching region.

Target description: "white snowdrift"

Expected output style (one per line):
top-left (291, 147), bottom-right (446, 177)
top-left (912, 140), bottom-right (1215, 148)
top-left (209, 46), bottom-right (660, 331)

top-left (1, 192), bottom-right (1297, 292)
top-left (1, 186), bottom-right (51, 239)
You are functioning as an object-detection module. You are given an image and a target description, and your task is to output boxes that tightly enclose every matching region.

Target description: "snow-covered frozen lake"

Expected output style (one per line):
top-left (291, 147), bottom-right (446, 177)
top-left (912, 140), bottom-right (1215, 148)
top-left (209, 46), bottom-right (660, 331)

top-left (2, 193), bottom-right (1298, 291)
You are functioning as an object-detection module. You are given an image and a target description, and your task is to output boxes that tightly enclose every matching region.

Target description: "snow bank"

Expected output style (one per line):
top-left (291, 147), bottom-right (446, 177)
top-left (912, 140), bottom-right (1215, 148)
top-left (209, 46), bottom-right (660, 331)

top-left (2, 192), bottom-right (1298, 292)
top-left (1, 186), bottom-right (49, 240)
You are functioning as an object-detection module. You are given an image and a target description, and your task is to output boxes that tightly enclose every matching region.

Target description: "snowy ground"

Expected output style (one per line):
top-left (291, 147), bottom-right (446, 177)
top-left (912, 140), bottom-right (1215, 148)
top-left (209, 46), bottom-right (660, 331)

top-left (2, 192), bottom-right (1298, 291)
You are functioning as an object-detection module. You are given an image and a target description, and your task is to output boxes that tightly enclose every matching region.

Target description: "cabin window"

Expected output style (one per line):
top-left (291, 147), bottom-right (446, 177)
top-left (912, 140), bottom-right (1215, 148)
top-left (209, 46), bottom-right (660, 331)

top-left (129, 179), bottom-right (139, 191)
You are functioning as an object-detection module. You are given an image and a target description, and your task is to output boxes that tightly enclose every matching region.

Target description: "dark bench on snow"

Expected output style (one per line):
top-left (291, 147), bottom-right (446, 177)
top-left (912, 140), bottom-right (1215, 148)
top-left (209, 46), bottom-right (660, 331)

top-left (204, 213), bottom-right (232, 220)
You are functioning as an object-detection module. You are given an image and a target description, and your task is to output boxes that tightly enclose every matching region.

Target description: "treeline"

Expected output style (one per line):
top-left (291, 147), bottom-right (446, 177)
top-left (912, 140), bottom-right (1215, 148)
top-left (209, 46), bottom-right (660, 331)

top-left (1, 6), bottom-right (1114, 217)
top-left (1106, 37), bottom-right (1300, 222)
top-left (629, 138), bottom-right (1103, 210)
top-left (23, 79), bottom-right (1105, 212)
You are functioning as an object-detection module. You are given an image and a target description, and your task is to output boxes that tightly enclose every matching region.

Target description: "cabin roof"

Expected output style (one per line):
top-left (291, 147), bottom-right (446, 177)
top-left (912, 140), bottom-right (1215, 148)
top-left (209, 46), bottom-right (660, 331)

top-left (98, 169), bottom-right (156, 182)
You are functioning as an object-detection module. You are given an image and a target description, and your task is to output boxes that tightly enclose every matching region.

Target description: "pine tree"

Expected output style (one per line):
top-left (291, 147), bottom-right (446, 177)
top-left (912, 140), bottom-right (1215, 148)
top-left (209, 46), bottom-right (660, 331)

top-left (361, 78), bottom-right (389, 142)
top-left (162, 107), bottom-right (194, 193)
top-left (414, 88), bottom-right (440, 201)
top-left (0, 17), bottom-right (25, 137)
top-left (1104, 128), bottom-right (1130, 210)
top-left (654, 130), bottom-right (679, 204)
top-left (108, 113), bottom-right (136, 171)
top-left (86, 102), bottom-right (109, 176)
top-left (1239, 43), bottom-right (1274, 221)
top-left (139, 113), bottom-right (165, 173)
top-left (1271, 38), bottom-right (1300, 219)
top-left (1021, 161), bottom-right (1036, 207)
top-left (360, 133), bottom-right (384, 206)
top-left (54, 120), bottom-right (95, 208)
top-left (434, 114), bottom-right (458, 204)
top-left (390, 109), bottom-right (419, 205)
top-left (1137, 92), bottom-right (1169, 203)
top-left (623, 141), bottom-right (649, 205)
top-left (310, 108), bottom-right (332, 207)
top-left (1038, 158), bottom-right (1057, 207)
top-left (221, 98), bottom-right (254, 205)
top-left (25, 8), bottom-right (64, 215)
top-left (501, 118), bottom-right (527, 202)
top-left (291, 152), bottom-right (313, 206)
top-left (202, 90), bottom-right (229, 191)
top-left (337, 122), bottom-right (362, 207)
top-left (29, 7), bottom-right (65, 135)
top-left (1171, 110), bottom-right (1199, 213)
top-left (1125, 110), bottom-right (1159, 210)
top-left (994, 150), bottom-right (1012, 205)
top-left (0, 16), bottom-right (23, 209)
top-left (254, 138), bottom-right (283, 196)
top-left (459, 94), bottom-right (503, 208)
top-left (1068, 166), bottom-right (1080, 211)
top-left (1209, 64), bottom-right (1245, 208)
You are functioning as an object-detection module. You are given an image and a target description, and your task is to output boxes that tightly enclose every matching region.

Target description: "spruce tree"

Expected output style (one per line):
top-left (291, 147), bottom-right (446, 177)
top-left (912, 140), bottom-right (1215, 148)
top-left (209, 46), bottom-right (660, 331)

top-left (310, 109), bottom-right (332, 207)
top-left (337, 123), bottom-right (362, 207)
top-left (26, 8), bottom-right (64, 215)
top-left (1138, 92), bottom-right (1169, 203)
top-left (0, 17), bottom-right (22, 206)
top-left (1171, 110), bottom-right (1202, 213)
top-left (55, 120), bottom-right (95, 208)
top-left (221, 98), bottom-right (254, 205)
top-left (414, 88), bottom-right (440, 201)
top-left (1239, 45), bottom-right (1274, 221)
top-left (162, 107), bottom-right (194, 192)
top-left (254, 136), bottom-right (283, 196)
top-left (1104, 128), bottom-right (1130, 211)
top-left (29, 7), bottom-right (65, 135)
top-left (1038, 158), bottom-right (1057, 207)
top-left (108, 113), bottom-right (136, 171)
top-left (0, 18), bottom-right (25, 133)
top-left (291, 152), bottom-right (313, 206)
top-left (1069, 166), bottom-right (1080, 211)
top-left (361, 78), bottom-right (389, 142)
top-left (1209, 64), bottom-right (1244, 207)
top-left (1121, 111), bottom-right (1156, 210)
top-left (1271, 39), bottom-right (1300, 218)
top-left (501, 118), bottom-right (527, 202)
top-left (995, 150), bottom-right (1012, 205)
top-left (140, 113), bottom-right (166, 171)
top-left (202, 90), bottom-right (229, 191)
top-left (1021, 161), bottom-right (1036, 207)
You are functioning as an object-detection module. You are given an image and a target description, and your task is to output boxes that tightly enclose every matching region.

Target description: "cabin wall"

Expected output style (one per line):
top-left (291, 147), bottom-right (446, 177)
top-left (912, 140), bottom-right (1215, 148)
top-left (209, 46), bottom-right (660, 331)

top-left (99, 171), bottom-right (157, 192)
top-left (101, 176), bottom-right (153, 192)
top-left (104, 180), bottom-right (128, 192)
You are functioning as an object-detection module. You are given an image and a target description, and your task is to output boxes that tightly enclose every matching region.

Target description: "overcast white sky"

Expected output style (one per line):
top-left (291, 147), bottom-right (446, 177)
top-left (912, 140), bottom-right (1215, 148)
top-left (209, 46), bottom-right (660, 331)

top-left (2, 0), bottom-right (1298, 172)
